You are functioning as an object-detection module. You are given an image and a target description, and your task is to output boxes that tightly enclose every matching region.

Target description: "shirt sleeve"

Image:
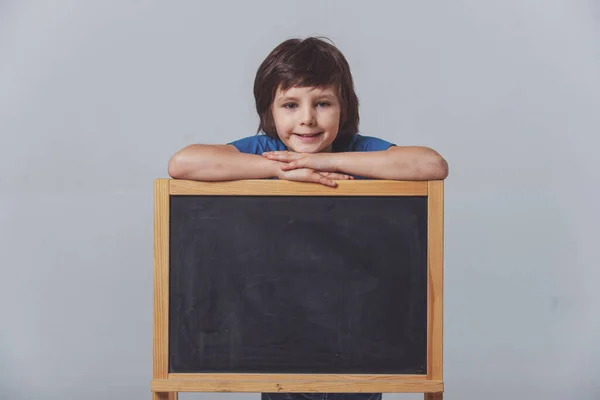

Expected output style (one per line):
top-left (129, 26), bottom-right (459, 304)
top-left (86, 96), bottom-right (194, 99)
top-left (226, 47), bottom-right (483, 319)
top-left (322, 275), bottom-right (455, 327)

top-left (227, 136), bottom-right (264, 155)
top-left (351, 135), bottom-right (396, 151)
top-left (227, 135), bottom-right (287, 155)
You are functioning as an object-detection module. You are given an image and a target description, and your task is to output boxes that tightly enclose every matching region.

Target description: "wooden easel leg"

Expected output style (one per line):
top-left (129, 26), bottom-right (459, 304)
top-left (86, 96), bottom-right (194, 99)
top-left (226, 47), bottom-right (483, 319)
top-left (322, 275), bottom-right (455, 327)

top-left (425, 393), bottom-right (443, 400)
top-left (152, 392), bottom-right (178, 400)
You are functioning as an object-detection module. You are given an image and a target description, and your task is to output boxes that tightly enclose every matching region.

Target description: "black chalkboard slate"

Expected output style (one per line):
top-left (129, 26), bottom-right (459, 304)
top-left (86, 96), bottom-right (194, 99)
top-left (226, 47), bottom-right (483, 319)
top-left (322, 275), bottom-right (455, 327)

top-left (168, 195), bottom-right (428, 374)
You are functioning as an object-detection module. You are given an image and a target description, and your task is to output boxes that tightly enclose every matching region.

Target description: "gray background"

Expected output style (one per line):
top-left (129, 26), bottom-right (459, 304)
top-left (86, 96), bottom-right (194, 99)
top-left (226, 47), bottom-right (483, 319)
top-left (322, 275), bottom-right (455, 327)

top-left (1, 0), bottom-right (599, 399)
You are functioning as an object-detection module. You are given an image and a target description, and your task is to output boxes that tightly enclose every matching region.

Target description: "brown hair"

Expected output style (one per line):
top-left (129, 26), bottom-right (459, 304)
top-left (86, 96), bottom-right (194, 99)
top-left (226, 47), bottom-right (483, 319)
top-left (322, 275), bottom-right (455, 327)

top-left (254, 37), bottom-right (359, 139)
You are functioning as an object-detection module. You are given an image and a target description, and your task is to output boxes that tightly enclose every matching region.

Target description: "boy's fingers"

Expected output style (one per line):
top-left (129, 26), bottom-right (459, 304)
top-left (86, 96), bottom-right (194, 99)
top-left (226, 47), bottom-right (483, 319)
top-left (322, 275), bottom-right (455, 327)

top-left (281, 161), bottom-right (300, 170)
top-left (266, 154), bottom-right (288, 161)
top-left (323, 173), bottom-right (351, 180)
top-left (281, 168), bottom-right (337, 187)
top-left (266, 152), bottom-right (303, 162)
top-left (322, 172), bottom-right (353, 180)
top-left (312, 172), bottom-right (337, 187)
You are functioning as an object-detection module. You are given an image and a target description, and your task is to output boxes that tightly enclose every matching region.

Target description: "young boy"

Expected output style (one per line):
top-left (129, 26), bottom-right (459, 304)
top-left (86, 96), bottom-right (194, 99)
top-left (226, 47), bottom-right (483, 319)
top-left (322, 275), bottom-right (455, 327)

top-left (168, 37), bottom-right (448, 184)
top-left (168, 37), bottom-right (448, 400)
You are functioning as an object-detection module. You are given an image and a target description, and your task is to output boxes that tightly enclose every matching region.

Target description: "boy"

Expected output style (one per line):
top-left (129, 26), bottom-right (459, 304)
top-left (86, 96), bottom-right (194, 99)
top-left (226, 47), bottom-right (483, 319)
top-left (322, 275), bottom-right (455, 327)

top-left (168, 37), bottom-right (448, 184)
top-left (168, 37), bottom-right (448, 400)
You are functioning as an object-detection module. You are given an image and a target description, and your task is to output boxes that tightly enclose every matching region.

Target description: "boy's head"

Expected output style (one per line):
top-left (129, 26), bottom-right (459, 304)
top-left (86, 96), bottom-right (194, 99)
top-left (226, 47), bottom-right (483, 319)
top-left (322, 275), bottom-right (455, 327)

top-left (254, 37), bottom-right (359, 153)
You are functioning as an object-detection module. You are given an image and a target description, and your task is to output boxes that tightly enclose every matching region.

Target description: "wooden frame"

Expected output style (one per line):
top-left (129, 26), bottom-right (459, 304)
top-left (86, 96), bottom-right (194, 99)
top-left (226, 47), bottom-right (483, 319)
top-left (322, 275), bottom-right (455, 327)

top-left (152, 179), bottom-right (444, 399)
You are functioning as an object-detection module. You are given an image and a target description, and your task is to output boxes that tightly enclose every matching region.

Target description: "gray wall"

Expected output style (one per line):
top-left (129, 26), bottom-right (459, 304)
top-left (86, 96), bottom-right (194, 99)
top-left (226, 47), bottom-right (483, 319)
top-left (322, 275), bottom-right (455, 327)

top-left (1, 1), bottom-right (599, 399)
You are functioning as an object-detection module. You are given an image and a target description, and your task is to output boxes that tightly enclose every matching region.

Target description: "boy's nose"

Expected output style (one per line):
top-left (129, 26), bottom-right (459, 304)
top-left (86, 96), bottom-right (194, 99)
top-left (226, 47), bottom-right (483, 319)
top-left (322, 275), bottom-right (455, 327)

top-left (300, 110), bottom-right (317, 126)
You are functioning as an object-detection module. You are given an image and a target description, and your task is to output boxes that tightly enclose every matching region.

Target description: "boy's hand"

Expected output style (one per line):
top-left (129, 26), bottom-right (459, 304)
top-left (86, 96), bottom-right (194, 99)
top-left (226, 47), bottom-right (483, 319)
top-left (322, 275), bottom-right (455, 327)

top-left (277, 167), bottom-right (353, 187)
top-left (263, 151), bottom-right (338, 172)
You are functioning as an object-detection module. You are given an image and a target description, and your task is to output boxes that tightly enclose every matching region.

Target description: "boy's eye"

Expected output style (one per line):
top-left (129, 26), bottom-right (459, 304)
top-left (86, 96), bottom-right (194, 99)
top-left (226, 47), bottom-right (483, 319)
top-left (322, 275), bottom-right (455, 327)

top-left (282, 101), bottom-right (331, 109)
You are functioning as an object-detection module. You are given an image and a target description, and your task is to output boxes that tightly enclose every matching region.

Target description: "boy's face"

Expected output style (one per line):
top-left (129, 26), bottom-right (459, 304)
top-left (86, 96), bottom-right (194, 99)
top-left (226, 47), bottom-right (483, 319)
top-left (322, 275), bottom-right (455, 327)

top-left (271, 85), bottom-right (340, 153)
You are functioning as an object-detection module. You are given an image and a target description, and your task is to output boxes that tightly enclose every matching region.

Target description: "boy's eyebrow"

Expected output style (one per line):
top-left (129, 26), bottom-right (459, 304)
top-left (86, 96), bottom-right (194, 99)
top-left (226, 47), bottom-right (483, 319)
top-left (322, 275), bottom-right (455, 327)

top-left (276, 94), bottom-right (337, 103)
top-left (318, 94), bottom-right (336, 101)
top-left (277, 96), bottom-right (299, 103)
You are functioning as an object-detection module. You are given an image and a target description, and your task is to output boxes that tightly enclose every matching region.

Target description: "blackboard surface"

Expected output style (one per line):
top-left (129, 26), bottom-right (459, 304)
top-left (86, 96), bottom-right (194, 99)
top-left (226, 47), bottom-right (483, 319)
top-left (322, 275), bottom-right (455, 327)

top-left (169, 195), bottom-right (428, 374)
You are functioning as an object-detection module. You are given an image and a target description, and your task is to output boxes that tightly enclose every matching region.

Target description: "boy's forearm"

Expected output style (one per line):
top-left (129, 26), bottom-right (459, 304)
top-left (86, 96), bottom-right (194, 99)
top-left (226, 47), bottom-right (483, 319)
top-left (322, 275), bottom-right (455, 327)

top-left (331, 147), bottom-right (449, 180)
top-left (168, 145), bottom-right (280, 181)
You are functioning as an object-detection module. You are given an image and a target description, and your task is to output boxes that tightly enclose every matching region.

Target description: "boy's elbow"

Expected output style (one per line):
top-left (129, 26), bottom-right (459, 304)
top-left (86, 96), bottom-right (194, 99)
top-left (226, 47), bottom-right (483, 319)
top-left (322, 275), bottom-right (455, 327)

top-left (411, 147), bottom-right (448, 180)
top-left (168, 147), bottom-right (196, 179)
top-left (429, 152), bottom-right (449, 180)
top-left (387, 146), bottom-right (448, 180)
top-left (168, 153), bottom-right (185, 179)
top-left (167, 144), bottom-right (237, 179)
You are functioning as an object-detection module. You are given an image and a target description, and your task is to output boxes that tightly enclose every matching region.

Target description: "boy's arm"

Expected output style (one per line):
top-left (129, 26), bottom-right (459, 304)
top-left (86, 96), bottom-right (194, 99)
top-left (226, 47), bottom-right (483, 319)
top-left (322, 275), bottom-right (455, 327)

top-left (332, 146), bottom-right (449, 180)
top-left (168, 144), bottom-right (355, 186)
top-left (168, 144), bottom-right (280, 181)
top-left (264, 146), bottom-right (449, 180)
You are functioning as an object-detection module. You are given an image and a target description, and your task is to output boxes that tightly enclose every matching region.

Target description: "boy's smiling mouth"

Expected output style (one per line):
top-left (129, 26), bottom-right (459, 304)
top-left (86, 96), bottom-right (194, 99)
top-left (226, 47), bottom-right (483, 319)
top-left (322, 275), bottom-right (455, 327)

top-left (294, 132), bottom-right (323, 141)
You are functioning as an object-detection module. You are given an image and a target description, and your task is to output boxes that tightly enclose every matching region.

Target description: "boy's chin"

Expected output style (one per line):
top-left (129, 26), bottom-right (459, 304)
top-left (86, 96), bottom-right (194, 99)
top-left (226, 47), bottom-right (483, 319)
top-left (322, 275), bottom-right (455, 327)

top-left (287, 137), bottom-right (334, 153)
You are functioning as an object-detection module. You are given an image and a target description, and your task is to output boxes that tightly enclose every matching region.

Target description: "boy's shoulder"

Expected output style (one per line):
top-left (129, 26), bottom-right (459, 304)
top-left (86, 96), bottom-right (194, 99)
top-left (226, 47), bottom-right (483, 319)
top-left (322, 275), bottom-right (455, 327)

top-left (333, 134), bottom-right (396, 152)
top-left (227, 134), bottom-right (287, 155)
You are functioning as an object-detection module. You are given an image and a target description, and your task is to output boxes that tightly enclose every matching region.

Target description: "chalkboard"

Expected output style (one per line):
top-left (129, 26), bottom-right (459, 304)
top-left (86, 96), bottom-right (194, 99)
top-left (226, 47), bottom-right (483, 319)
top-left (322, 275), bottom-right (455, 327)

top-left (168, 195), bottom-right (428, 375)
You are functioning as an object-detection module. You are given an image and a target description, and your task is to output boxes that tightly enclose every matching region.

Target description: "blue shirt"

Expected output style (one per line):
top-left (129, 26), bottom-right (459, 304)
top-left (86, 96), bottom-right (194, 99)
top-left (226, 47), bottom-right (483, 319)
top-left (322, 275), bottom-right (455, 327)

top-left (228, 133), bottom-right (395, 154)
